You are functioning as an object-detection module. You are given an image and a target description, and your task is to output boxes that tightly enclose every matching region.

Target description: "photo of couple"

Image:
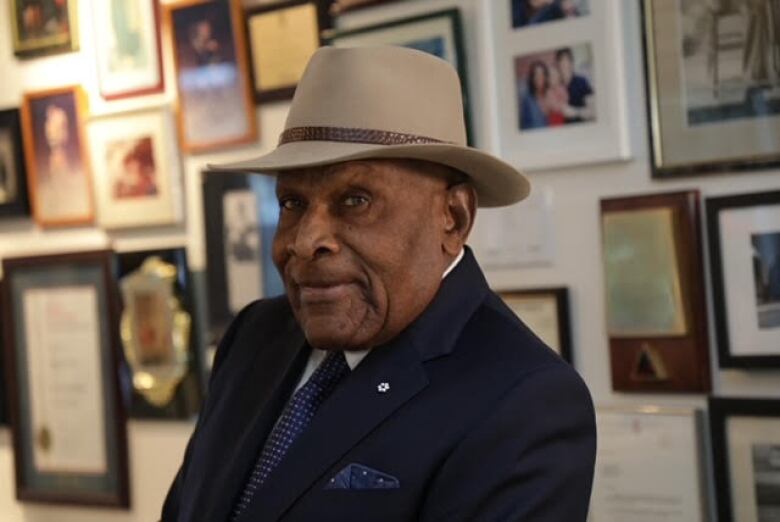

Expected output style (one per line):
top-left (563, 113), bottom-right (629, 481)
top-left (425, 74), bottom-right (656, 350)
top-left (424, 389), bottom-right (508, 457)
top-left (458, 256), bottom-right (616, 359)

top-left (515, 44), bottom-right (596, 131)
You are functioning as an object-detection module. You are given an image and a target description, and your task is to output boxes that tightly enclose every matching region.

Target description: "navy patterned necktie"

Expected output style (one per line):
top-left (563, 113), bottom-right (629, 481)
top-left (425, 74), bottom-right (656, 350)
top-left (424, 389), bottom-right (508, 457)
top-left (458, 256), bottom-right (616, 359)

top-left (230, 350), bottom-right (351, 520)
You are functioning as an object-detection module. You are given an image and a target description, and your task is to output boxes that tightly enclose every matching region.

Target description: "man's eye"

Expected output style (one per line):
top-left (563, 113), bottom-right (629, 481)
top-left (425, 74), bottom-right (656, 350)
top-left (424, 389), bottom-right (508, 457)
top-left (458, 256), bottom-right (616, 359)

top-left (343, 195), bottom-right (369, 208)
top-left (279, 198), bottom-right (303, 211)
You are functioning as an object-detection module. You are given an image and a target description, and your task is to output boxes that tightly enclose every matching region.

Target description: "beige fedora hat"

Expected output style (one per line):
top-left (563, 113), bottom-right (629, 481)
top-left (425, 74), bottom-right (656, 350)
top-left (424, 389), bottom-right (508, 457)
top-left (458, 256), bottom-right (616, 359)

top-left (210, 45), bottom-right (529, 207)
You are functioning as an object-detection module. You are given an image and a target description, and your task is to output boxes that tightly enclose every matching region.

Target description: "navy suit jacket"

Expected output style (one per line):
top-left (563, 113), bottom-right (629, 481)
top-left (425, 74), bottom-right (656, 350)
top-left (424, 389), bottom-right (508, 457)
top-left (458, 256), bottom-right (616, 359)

top-left (162, 250), bottom-right (596, 521)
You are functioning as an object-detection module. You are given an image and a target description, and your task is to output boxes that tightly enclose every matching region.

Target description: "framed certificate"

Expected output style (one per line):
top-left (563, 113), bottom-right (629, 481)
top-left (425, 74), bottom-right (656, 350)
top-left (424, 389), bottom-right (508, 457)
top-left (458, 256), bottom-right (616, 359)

top-left (10, 0), bottom-right (79, 58)
top-left (499, 287), bottom-right (572, 363)
top-left (1, 250), bottom-right (129, 507)
top-left (0, 108), bottom-right (31, 219)
top-left (710, 397), bottom-right (780, 522)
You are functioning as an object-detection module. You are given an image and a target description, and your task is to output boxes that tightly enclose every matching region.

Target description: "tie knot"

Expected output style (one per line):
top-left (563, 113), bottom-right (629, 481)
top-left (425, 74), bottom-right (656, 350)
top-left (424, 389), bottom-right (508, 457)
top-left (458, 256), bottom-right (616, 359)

top-left (308, 350), bottom-right (350, 392)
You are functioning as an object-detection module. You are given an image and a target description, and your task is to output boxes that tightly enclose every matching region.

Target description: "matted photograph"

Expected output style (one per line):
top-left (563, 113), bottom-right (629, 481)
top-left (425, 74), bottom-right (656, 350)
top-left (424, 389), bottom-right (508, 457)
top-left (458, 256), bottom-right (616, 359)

top-left (753, 232), bottom-right (780, 329)
top-left (511, 0), bottom-right (590, 29)
top-left (0, 109), bottom-right (30, 218)
top-left (752, 444), bottom-right (780, 521)
top-left (10, 0), bottom-right (78, 57)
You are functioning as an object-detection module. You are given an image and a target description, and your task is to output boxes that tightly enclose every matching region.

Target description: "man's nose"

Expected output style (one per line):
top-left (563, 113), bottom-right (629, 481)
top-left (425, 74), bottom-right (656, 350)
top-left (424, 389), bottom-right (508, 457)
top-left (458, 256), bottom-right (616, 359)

top-left (290, 204), bottom-right (339, 259)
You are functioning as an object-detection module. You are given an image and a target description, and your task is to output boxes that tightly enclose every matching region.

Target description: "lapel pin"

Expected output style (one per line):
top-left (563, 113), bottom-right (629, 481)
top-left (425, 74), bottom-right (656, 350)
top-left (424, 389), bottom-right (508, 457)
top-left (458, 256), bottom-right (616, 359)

top-left (377, 382), bottom-right (390, 393)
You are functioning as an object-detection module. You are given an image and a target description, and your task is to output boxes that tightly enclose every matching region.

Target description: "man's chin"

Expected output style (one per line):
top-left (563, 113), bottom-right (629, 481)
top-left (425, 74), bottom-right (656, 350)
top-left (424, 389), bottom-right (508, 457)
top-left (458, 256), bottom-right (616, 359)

top-left (300, 321), bottom-right (372, 351)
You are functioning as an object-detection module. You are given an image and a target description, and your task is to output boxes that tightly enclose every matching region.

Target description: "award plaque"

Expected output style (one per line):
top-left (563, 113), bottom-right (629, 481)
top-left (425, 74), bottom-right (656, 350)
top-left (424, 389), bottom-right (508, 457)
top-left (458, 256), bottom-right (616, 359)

top-left (600, 191), bottom-right (710, 392)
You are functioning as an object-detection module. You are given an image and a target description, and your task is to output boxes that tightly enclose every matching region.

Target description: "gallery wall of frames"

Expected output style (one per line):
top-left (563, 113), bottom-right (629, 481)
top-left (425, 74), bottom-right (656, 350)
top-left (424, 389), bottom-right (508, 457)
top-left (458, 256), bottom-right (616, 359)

top-left (0, 0), bottom-right (778, 520)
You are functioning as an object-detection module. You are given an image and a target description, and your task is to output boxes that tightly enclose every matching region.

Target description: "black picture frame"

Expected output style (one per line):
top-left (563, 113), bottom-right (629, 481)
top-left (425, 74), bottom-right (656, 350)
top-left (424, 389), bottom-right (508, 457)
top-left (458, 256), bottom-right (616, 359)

top-left (706, 190), bottom-right (780, 368)
top-left (0, 108), bottom-right (31, 219)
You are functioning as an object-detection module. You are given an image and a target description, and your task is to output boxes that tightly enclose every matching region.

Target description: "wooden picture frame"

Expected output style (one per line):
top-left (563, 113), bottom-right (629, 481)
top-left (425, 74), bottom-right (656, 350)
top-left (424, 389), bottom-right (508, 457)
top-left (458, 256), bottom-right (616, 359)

top-left (0, 108), bottom-right (31, 219)
top-left (600, 191), bottom-right (710, 392)
top-left (499, 287), bottom-right (572, 363)
top-left (706, 190), bottom-right (780, 368)
top-left (165, 0), bottom-right (258, 154)
top-left (709, 397), bottom-right (780, 522)
top-left (9, 0), bottom-right (79, 58)
top-left (1, 250), bottom-right (130, 507)
top-left (20, 86), bottom-right (95, 228)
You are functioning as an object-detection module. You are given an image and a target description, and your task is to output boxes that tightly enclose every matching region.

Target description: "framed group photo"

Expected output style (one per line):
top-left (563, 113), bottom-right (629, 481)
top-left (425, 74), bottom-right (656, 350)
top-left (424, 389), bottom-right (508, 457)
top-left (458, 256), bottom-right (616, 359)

top-left (0, 108), bottom-right (31, 218)
top-left (9, 0), bottom-right (79, 58)
top-left (499, 287), bottom-right (572, 363)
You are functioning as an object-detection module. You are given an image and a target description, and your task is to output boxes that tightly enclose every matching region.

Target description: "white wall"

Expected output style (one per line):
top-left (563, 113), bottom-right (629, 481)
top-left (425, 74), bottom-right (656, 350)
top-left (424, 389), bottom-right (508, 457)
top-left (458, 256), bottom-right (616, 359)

top-left (0, 0), bottom-right (778, 520)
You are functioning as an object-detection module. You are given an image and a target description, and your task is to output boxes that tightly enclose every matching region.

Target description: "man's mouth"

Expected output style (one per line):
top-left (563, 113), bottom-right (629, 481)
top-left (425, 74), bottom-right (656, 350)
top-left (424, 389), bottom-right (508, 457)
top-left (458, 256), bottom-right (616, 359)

top-left (297, 282), bottom-right (356, 304)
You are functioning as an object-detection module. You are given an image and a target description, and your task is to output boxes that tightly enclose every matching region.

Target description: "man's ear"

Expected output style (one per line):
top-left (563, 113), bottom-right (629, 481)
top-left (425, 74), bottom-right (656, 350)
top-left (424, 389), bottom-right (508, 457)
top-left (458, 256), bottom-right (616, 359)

top-left (442, 183), bottom-right (477, 256)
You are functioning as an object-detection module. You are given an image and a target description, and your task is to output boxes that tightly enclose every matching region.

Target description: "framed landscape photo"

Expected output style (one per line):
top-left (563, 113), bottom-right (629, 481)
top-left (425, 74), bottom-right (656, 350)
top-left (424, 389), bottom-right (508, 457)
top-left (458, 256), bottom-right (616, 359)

top-left (643, 0), bottom-right (780, 177)
top-left (10, 0), bottom-right (79, 58)
top-left (600, 191), bottom-right (710, 392)
top-left (20, 86), bottom-right (94, 228)
top-left (0, 109), bottom-right (31, 218)
top-left (87, 109), bottom-right (184, 230)
top-left (706, 190), bottom-right (780, 368)
top-left (91, 0), bottom-right (165, 100)
top-left (165, 0), bottom-right (258, 153)
top-left (710, 397), bottom-right (780, 522)
top-left (1, 250), bottom-right (129, 507)
top-left (499, 287), bottom-right (572, 363)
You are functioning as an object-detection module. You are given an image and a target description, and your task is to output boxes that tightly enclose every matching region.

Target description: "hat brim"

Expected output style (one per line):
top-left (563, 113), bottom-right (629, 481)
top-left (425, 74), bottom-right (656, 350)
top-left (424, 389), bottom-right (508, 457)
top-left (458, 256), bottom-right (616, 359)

top-left (208, 141), bottom-right (529, 208)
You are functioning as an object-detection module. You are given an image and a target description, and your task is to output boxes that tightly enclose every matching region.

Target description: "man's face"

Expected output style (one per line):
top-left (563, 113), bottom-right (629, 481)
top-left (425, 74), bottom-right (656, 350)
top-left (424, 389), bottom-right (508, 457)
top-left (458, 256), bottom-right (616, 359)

top-left (557, 54), bottom-right (574, 83)
top-left (272, 160), bottom-right (463, 351)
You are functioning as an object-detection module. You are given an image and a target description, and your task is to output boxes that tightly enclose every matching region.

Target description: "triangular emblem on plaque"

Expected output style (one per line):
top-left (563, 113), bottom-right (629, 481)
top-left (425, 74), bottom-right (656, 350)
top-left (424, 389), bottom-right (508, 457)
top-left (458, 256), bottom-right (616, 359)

top-left (631, 343), bottom-right (669, 382)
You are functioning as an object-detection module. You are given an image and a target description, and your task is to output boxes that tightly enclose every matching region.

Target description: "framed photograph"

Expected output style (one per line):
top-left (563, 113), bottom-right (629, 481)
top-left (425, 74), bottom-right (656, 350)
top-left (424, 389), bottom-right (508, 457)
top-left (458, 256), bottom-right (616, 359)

top-left (643, 0), bottom-right (780, 177)
top-left (499, 287), bottom-right (572, 363)
top-left (9, 0), bottom-right (79, 58)
top-left (324, 8), bottom-right (473, 144)
top-left (87, 108), bottom-right (183, 230)
top-left (0, 109), bottom-right (31, 218)
top-left (245, 0), bottom-right (331, 103)
top-left (165, 0), bottom-right (258, 153)
top-left (710, 397), bottom-right (780, 522)
top-left (482, 0), bottom-right (631, 170)
top-left (600, 191), bottom-right (710, 392)
top-left (1, 250), bottom-right (129, 507)
top-left (202, 171), bottom-right (283, 343)
top-left (20, 86), bottom-right (95, 228)
top-left (329, 0), bottom-right (404, 15)
top-left (91, 0), bottom-right (165, 100)
top-left (706, 190), bottom-right (780, 368)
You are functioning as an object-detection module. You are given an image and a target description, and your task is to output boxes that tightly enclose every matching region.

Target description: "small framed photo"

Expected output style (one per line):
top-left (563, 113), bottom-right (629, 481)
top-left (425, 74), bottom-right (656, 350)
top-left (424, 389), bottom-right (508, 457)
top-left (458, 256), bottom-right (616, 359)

top-left (1, 250), bottom-right (129, 507)
top-left (709, 397), bottom-right (780, 522)
top-left (165, 0), bottom-right (258, 153)
top-left (10, 0), bottom-right (79, 58)
top-left (245, 0), bottom-right (331, 103)
top-left (0, 109), bottom-right (31, 218)
top-left (499, 287), bottom-right (572, 363)
top-left (511, 0), bottom-right (590, 29)
top-left (87, 108), bottom-right (184, 230)
top-left (91, 0), bottom-right (165, 100)
top-left (706, 190), bottom-right (780, 368)
top-left (642, 0), bottom-right (780, 177)
top-left (20, 86), bottom-right (95, 228)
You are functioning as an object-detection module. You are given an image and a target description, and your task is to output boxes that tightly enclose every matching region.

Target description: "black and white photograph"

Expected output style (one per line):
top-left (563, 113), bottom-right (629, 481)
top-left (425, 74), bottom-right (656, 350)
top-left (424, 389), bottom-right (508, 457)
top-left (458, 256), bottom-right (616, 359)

top-left (511, 0), bottom-right (590, 29)
top-left (752, 443), bottom-right (780, 522)
top-left (753, 231), bottom-right (780, 329)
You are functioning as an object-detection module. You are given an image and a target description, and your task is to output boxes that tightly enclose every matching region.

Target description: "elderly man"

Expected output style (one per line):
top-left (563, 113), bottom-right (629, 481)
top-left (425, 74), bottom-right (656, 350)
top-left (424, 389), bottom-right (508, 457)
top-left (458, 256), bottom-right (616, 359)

top-left (163, 46), bottom-right (595, 521)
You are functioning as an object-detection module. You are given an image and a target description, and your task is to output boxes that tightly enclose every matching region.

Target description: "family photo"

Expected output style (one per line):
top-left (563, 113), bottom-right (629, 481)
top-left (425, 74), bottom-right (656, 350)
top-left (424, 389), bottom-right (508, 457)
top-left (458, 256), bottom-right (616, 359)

top-left (753, 231), bottom-right (780, 329)
top-left (511, 0), bottom-right (589, 29)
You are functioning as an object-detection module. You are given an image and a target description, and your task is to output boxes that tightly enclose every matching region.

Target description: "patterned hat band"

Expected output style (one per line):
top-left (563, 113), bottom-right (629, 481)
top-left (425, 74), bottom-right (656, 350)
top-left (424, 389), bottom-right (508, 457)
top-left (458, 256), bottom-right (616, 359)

top-left (278, 126), bottom-right (454, 146)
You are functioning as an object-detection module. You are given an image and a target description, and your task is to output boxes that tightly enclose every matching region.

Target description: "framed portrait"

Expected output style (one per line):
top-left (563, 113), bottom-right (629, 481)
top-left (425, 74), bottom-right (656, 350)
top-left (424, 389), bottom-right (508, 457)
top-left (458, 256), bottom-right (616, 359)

top-left (710, 397), bottom-right (780, 522)
top-left (202, 171), bottom-right (283, 344)
top-left (591, 406), bottom-right (710, 521)
top-left (1, 250), bottom-right (129, 507)
top-left (482, 0), bottom-right (631, 171)
top-left (245, 0), bottom-right (331, 103)
top-left (117, 248), bottom-right (204, 419)
top-left (91, 0), bottom-right (165, 100)
top-left (324, 9), bottom-right (473, 145)
top-left (643, 0), bottom-right (780, 177)
top-left (706, 190), bottom-right (780, 368)
top-left (499, 287), bottom-right (572, 363)
top-left (20, 86), bottom-right (95, 228)
top-left (0, 109), bottom-right (31, 219)
top-left (165, 0), bottom-right (258, 153)
top-left (600, 191), bottom-right (710, 392)
top-left (9, 0), bottom-right (79, 58)
top-left (329, 0), bottom-right (403, 14)
top-left (86, 108), bottom-right (183, 230)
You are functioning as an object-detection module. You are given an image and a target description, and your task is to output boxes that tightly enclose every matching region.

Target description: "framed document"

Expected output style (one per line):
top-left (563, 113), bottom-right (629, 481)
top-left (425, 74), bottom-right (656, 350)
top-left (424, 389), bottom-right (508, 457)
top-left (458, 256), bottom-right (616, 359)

top-left (1, 250), bottom-right (129, 507)
top-left (87, 108), bottom-right (184, 230)
top-left (591, 406), bottom-right (709, 521)
top-left (707, 190), bottom-right (780, 368)
top-left (499, 287), bottom-right (572, 363)
top-left (710, 397), bottom-right (780, 522)
top-left (600, 191), bottom-right (710, 392)
top-left (10, 0), bottom-right (79, 58)
top-left (91, 0), bottom-right (165, 100)
top-left (20, 86), bottom-right (95, 228)
top-left (245, 0), bottom-right (331, 103)
top-left (642, 0), bottom-right (780, 178)
top-left (0, 109), bottom-right (31, 219)
top-left (165, 0), bottom-right (258, 153)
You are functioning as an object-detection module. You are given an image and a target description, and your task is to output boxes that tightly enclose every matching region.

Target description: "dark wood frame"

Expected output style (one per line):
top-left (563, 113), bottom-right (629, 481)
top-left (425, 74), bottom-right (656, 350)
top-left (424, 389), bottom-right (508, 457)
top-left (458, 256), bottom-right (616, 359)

top-left (706, 190), bottom-right (780, 368)
top-left (499, 287), bottom-right (572, 364)
top-left (329, 0), bottom-right (404, 15)
top-left (709, 397), bottom-right (780, 522)
top-left (9, 0), bottom-right (79, 58)
top-left (600, 191), bottom-right (711, 392)
top-left (1, 250), bottom-right (130, 507)
top-left (0, 108), bottom-right (31, 218)
top-left (245, 0), bottom-right (332, 103)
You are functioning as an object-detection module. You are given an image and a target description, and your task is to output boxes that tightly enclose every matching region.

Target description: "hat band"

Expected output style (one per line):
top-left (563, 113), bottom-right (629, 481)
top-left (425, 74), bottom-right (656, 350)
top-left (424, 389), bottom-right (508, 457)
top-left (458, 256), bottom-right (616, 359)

top-left (278, 126), bottom-right (451, 146)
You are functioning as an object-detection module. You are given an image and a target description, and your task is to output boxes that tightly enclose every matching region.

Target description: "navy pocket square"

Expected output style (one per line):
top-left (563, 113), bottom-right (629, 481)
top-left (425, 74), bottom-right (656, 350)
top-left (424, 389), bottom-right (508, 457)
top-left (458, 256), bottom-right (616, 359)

top-left (325, 463), bottom-right (400, 490)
